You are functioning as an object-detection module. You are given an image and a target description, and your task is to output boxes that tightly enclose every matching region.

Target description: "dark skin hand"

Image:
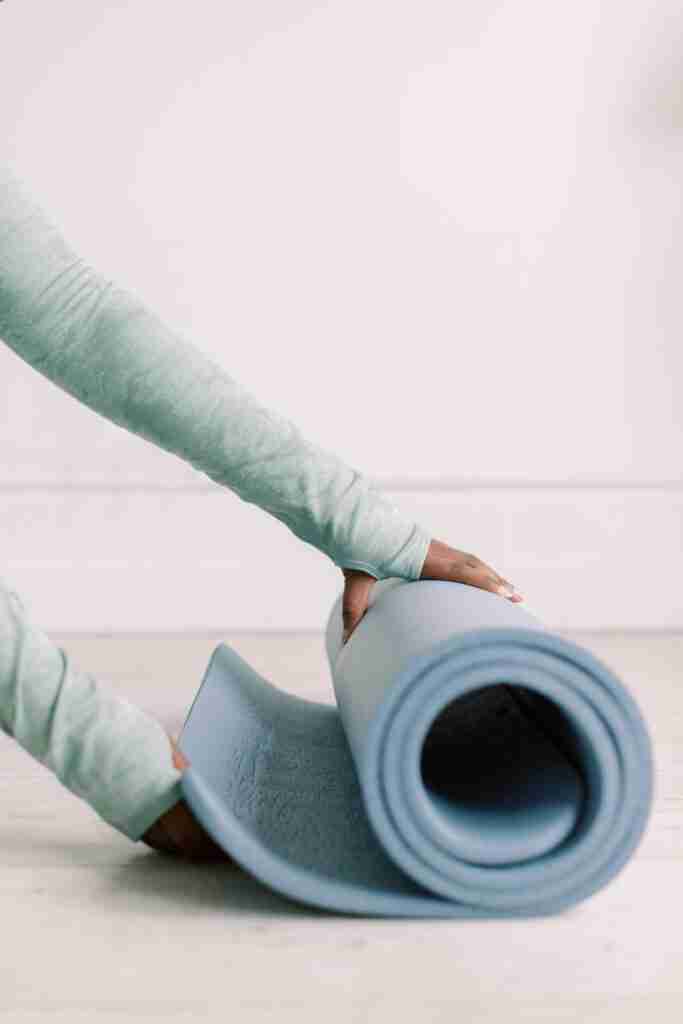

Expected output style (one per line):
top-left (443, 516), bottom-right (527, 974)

top-left (140, 737), bottom-right (231, 862)
top-left (341, 537), bottom-right (523, 643)
top-left (142, 538), bottom-right (523, 860)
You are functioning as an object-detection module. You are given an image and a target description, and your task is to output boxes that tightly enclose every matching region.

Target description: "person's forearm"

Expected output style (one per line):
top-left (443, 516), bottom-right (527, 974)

top-left (0, 577), bottom-right (183, 840)
top-left (0, 165), bottom-right (431, 580)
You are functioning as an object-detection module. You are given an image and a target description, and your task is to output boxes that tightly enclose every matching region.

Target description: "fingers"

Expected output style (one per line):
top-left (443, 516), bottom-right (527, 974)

top-left (142, 799), bottom-right (232, 863)
top-left (339, 540), bottom-right (523, 650)
top-left (341, 569), bottom-right (376, 644)
top-left (458, 560), bottom-right (524, 601)
top-left (420, 539), bottom-right (524, 602)
top-left (169, 734), bottom-right (190, 772)
top-left (161, 800), bottom-right (232, 863)
top-left (144, 733), bottom-right (233, 862)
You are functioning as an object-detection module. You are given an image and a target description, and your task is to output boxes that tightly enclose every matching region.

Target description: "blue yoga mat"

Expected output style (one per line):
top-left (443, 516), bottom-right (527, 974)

top-left (178, 579), bottom-right (654, 917)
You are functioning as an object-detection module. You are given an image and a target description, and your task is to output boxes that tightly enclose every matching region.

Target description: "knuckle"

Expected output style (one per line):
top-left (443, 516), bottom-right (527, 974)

top-left (451, 558), bottom-right (477, 578)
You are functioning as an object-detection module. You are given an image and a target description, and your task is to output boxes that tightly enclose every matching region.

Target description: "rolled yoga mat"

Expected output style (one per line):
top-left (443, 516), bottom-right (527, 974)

top-left (178, 579), bottom-right (654, 917)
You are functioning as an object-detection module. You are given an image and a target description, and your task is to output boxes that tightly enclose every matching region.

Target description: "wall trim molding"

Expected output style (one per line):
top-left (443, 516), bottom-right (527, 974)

top-left (2, 478), bottom-right (683, 494)
top-left (1, 485), bottom-right (681, 631)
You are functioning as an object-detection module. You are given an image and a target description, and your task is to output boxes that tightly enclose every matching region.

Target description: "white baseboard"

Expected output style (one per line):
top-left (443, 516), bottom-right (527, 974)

top-left (0, 485), bottom-right (680, 631)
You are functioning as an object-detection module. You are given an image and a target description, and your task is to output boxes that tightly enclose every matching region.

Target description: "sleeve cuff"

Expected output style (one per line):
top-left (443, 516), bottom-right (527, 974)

top-left (120, 776), bottom-right (185, 843)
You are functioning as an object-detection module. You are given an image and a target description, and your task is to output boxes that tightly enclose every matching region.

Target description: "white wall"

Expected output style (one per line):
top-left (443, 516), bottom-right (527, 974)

top-left (1, 0), bottom-right (681, 630)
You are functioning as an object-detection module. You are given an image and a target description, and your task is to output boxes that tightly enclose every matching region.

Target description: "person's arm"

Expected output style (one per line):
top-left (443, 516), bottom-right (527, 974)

top-left (0, 577), bottom-right (184, 841)
top-left (0, 168), bottom-right (522, 852)
top-left (0, 164), bottom-right (431, 582)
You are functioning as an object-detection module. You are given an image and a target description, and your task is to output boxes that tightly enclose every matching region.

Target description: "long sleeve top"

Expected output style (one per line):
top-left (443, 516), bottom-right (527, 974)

top-left (0, 165), bottom-right (431, 840)
top-left (0, 165), bottom-right (431, 580)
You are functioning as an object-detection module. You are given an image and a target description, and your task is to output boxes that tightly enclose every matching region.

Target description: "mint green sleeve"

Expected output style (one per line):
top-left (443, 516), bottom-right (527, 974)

top-left (0, 164), bottom-right (431, 843)
top-left (0, 577), bottom-right (184, 841)
top-left (0, 165), bottom-right (432, 582)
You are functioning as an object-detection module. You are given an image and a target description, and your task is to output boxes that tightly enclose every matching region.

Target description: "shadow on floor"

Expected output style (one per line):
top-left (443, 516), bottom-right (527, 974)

top-left (107, 846), bottom-right (333, 920)
top-left (3, 826), bottom-right (332, 918)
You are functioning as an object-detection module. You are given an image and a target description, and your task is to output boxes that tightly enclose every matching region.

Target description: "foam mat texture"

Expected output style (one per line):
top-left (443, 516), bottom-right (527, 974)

top-left (178, 579), bottom-right (654, 917)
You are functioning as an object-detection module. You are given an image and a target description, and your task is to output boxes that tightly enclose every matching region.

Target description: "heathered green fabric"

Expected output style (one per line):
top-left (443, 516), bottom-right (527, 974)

top-left (0, 165), bottom-right (431, 840)
top-left (0, 578), bottom-right (184, 840)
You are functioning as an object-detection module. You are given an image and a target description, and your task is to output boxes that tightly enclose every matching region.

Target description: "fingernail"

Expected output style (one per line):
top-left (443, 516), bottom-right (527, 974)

top-left (498, 584), bottom-right (515, 598)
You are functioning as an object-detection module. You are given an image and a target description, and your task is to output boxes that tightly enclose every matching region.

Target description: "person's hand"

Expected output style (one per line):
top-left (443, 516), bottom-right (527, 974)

top-left (141, 735), bottom-right (233, 862)
top-left (341, 538), bottom-right (524, 645)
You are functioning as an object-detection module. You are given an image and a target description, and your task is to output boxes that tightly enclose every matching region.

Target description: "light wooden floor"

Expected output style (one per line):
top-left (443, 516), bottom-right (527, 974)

top-left (1, 631), bottom-right (681, 1023)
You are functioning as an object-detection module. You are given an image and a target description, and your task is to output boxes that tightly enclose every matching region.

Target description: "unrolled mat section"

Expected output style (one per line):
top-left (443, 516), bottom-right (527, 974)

top-left (178, 579), bottom-right (654, 917)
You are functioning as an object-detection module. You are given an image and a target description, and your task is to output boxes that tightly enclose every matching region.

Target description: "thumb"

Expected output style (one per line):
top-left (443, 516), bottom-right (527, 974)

top-left (341, 569), bottom-right (376, 644)
top-left (167, 732), bottom-right (190, 772)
